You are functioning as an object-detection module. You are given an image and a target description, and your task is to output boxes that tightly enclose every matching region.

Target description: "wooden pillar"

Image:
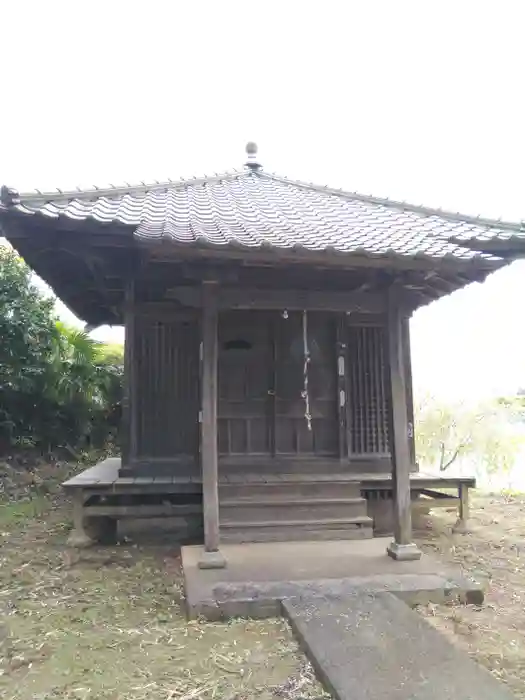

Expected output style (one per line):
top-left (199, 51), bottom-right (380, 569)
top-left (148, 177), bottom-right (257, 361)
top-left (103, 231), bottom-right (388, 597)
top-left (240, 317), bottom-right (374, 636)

top-left (120, 276), bottom-right (137, 476)
top-left (401, 317), bottom-right (417, 470)
top-left (336, 315), bottom-right (348, 461)
top-left (386, 289), bottom-right (422, 561)
top-left (198, 281), bottom-right (226, 569)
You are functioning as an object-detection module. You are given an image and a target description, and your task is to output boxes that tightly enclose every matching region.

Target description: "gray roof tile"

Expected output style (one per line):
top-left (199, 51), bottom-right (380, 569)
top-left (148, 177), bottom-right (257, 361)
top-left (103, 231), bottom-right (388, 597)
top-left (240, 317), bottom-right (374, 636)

top-left (2, 170), bottom-right (522, 263)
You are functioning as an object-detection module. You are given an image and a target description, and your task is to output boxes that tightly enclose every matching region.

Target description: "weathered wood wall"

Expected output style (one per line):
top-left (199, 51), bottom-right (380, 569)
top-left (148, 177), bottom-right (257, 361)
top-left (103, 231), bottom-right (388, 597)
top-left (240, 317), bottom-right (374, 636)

top-left (124, 299), bottom-right (415, 476)
top-left (218, 311), bottom-right (273, 456)
top-left (133, 310), bottom-right (200, 472)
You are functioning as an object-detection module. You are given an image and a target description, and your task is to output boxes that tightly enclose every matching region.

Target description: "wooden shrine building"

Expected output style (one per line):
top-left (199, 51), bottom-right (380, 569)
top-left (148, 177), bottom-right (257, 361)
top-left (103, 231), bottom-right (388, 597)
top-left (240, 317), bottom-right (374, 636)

top-left (1, 143), bottom-right (523, 567)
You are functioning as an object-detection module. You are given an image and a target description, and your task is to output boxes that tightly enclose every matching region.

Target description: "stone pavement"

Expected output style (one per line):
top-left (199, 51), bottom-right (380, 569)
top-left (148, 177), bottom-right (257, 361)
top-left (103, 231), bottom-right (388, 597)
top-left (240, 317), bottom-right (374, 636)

top-left (284, 592), bottom-right (516, 700)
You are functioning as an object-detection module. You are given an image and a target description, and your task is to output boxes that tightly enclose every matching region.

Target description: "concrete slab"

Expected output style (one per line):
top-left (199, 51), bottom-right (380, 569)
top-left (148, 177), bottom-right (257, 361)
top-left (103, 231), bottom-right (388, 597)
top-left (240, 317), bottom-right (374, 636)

top-left (182, 538), bottom-right (483, 619)
top-left (284, 592), bottom-right (516, 700)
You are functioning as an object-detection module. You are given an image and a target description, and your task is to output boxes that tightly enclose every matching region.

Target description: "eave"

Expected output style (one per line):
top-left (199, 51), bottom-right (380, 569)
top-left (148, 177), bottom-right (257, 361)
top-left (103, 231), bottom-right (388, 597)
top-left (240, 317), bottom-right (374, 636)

top-left (0, 166), bottom-right (519, 325)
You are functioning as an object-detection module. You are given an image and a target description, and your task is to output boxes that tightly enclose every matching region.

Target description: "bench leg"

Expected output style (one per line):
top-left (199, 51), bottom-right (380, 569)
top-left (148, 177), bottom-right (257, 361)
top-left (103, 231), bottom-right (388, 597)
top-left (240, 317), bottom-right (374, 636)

top-left (67, 491), bottom-right (96, 548)
top-left (452, 484), bottom-right (470, 534)
top-left (85, 516), bottom-right (118, 545)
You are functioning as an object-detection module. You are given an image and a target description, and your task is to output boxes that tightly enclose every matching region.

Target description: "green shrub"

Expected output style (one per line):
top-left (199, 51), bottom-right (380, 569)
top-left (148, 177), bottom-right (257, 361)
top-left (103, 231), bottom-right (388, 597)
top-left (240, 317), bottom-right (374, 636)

top-left (0, 247), bottom-right (123, 454)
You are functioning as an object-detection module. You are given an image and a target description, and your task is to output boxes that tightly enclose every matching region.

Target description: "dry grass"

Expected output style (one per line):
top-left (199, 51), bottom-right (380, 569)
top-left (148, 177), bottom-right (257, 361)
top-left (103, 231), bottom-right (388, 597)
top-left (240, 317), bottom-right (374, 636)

top-left (416, 494), bottom-right (525, 698)
top-left (3, 462), bottom-right (525, 699)
top-left (0, 463), bottom-right (328, 700)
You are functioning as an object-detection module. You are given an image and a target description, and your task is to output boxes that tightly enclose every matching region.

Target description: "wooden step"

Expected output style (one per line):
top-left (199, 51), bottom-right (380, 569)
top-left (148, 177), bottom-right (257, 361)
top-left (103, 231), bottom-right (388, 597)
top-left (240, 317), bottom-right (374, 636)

top-left (220, 516), bottom-right (374, 543)
top-left (220, 498), bottom-right (369, 524)
top-left (220, 480), bottom-right (363, 501)
top-left (221, 497), bottom-right (366, 506)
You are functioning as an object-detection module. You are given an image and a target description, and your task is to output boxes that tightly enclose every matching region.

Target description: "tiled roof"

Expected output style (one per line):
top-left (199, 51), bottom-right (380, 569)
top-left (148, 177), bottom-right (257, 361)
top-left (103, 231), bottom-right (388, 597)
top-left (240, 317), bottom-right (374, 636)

top-left (450, 225), bottom-right (525, 243)
top-left (1, 170), bottom-right (522, 263)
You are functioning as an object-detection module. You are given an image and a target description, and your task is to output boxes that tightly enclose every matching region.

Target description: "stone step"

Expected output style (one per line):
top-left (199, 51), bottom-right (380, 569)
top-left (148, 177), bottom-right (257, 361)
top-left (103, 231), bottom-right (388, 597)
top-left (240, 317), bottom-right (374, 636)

top-left (220, 498), bottom-right (369, 524)
top-left (220, 517), bottom-right (373, 543)
top-left (283, 592), bottom-right (514, 700)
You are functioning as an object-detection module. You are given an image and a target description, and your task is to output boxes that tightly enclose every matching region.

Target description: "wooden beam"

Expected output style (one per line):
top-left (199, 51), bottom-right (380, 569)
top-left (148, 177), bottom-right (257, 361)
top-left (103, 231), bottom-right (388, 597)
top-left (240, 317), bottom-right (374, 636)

top-left (134, 302), bottom-right (198, 320)
top-left (2, 215), bottom-right (135, 246)
top-left (346, 313), bottom-right (385, 327)
top-left (153, 259), bottom-right (387, 292)
top-left (199, 281), bottom-right (226, 569)
top-left (166, 286), bottom-right (385, 313)
top-left (84, 503), bottom-right (202, 518)
top-left (428, 275), bottom-right (460, 294)
top-left (386, 288), bottom-right (421, 561)
top-left (148, 239), bottom-right (502, 274)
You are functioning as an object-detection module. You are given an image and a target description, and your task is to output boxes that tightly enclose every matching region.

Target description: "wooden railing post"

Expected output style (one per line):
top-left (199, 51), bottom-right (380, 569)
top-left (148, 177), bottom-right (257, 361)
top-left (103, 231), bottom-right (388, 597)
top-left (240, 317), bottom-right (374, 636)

top-left (198, 281), bottom-right (226, 569)
top-left (386, 289), bottom-right (422, 561)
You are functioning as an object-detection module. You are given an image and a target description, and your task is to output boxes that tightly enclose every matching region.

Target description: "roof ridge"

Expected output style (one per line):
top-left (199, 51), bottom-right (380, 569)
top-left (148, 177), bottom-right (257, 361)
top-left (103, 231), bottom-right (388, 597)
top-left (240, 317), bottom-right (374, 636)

top-left (260, 172), bottom-right (525, 233)
top-left (0, 169), bottom-right (247, 206)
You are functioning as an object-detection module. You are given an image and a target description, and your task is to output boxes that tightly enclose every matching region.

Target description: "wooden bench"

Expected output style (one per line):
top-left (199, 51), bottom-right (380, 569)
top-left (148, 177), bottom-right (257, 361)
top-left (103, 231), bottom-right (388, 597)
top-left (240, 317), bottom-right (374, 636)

top-left (414, 483), bottom-right (471, 533)
top-left (62, 459), bottom-right (202, 547)
top-left (362, 476), bottom-right (473, 535)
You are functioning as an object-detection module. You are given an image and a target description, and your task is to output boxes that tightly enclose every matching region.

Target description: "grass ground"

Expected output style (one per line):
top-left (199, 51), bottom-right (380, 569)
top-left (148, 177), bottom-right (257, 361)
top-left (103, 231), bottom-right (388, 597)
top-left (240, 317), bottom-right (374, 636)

top-left (416, 494), bottom-right (525, 698)
top-left (1, 462), bottom-right (525, 698)
top-left (0, 463), bottom-right (327, 700)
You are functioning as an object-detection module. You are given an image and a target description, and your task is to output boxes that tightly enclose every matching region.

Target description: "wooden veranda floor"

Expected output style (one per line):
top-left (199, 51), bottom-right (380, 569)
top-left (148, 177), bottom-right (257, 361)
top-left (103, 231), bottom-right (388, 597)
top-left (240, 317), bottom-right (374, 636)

top-left (62, 457), bottom-right (475, 493)
top-left (62, 458), bottom-right (473, 548)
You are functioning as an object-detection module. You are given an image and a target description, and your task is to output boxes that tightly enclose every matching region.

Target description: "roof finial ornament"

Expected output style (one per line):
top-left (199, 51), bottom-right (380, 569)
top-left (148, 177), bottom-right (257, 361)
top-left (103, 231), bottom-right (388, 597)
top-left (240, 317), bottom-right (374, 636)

top-left (245, 142), bottom-right (261, 171)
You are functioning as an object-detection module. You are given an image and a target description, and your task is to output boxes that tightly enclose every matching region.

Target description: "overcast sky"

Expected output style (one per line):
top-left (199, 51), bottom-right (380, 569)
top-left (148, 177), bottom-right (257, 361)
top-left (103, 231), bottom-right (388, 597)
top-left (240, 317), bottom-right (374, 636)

top-left (2, 1), bottom-right (524, 398)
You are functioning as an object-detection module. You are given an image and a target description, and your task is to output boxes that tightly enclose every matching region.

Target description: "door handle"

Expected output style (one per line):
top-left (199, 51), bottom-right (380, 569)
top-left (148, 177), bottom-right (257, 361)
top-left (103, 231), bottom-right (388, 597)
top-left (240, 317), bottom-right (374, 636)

top-left (267, 390), bottom-right (276, 396)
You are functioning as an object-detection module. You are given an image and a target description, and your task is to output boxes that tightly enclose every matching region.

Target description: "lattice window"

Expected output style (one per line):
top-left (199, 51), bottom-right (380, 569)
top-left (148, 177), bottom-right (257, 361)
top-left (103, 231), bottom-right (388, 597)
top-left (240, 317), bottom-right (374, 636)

top-left (347, 325), bottom-right (389, 455)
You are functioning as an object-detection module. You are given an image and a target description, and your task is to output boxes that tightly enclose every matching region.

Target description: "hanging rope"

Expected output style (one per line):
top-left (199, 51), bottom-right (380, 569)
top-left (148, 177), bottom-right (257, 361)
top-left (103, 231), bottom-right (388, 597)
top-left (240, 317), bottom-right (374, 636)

top-left (301, 309), bottom-right (312, 431)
